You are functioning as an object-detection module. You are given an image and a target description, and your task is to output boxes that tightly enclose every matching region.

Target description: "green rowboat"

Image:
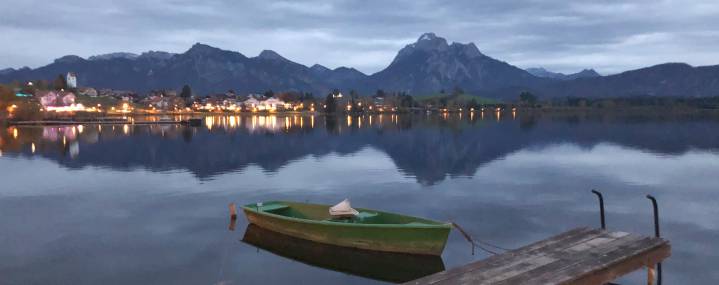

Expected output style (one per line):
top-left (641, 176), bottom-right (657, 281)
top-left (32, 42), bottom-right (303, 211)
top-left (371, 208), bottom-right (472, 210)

top-left (242, 201), bottom-right (452, 256)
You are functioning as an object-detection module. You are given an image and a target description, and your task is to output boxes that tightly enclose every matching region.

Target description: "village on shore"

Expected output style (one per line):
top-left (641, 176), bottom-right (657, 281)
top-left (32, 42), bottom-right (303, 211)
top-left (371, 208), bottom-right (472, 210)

top-left (2, 71), bottom-right (718, 123)
top-left (0, 72), bottom-right (511, 122)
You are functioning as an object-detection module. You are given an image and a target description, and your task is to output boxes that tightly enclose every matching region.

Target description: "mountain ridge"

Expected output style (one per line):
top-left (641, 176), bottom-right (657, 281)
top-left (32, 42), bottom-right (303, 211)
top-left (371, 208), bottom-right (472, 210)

top-left (526, 67), bottom-right (601, 80)
top-left (1, 33), bottom-right (717, 98)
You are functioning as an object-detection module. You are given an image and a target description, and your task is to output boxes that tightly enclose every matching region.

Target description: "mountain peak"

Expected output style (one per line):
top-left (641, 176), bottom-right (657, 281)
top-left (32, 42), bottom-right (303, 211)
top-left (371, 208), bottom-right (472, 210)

top-left (138, 51), bottom-right (176, 60)
top-left (450, 42), bottom-right (483, 58)
top-left (53, 55), bottom-right (85, 64)
top-left (88, 52), bottom-right (139, 61)
top-left (527, 67), bottom-right (601, 80)
top-left (0, 68), bottom-right (15, 75)
top-left (186, 43), bottom-right (222, 55)
top-left (418, 32), bottom-right (439, 41)
top-left (257, 50), bottom-right (286, 61)
top-left (411, 32), bottom-right (449, 51)
top-left (310, 64), bottom-right (331, 73)
top-left (576, 69), bottom-right (601, 77)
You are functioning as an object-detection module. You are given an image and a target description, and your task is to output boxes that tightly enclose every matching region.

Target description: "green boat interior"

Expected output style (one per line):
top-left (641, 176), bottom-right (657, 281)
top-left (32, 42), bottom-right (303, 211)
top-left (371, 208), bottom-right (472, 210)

top-left (245, 201), bottom-right (445, 226)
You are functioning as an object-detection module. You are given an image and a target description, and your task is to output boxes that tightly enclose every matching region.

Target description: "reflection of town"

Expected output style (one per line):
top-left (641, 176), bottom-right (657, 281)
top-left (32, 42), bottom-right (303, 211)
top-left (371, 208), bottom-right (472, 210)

top-left (1, 112), bottom-right (486, 155)
top-left (1, 114), bottom-right (718, 185)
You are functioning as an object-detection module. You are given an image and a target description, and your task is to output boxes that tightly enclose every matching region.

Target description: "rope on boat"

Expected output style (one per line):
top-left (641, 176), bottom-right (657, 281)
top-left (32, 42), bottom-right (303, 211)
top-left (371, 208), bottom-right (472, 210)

top-left (450, 221), bottom-right (511, 255)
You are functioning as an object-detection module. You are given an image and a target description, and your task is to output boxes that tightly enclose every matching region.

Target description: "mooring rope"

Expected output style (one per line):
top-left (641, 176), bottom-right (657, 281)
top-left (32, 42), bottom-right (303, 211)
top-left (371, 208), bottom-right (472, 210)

top-left (450, 221), bottom-right (512, 255)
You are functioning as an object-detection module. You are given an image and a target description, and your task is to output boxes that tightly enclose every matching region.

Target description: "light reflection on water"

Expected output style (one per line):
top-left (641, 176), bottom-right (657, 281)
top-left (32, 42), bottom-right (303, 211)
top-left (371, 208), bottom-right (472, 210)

top-left (0, 113), bottom-right (718, 284)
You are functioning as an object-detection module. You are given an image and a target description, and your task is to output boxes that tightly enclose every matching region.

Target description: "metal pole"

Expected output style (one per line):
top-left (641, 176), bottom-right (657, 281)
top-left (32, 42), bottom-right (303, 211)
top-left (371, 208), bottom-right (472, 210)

top-left (591, 190), bottom-right (606, 230)
top-left (646, 194), bottom-right (662, 285)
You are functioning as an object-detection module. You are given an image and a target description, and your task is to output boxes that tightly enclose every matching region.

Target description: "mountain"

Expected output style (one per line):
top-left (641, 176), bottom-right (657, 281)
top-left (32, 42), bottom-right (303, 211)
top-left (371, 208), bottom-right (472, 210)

top-left (1, 33), bottom-right (718, 98)
top-left (310, 64), bottom-right (367, 90)
top-left (535, 63), bottom-right (719, 98)
top-left (526, 67), bottom-right (600, 80)
top-left (370, 33), bottom-right (546, 94)
top-left (0, 44), bottom-right (345, 95)
top-left (88, 52), bottom-right (139, 61)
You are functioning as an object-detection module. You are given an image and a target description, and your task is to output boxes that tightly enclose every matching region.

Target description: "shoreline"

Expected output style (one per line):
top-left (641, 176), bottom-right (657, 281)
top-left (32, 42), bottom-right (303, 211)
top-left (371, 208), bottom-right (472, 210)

top-left (3, 106), bottom-right (718, 126)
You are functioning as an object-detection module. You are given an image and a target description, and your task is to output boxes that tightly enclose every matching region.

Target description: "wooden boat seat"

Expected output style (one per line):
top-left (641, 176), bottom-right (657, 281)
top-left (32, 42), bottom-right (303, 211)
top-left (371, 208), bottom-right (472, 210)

top-left (257, 203), bottom-right (290, 213)
top-left (325, 211), bottom-right (379, 223)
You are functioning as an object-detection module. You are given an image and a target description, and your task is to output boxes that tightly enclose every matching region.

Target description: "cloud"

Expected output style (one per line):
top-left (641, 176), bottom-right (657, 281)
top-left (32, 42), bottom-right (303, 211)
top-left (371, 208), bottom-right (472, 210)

top-left (0, 0), bottom-right (717, 74)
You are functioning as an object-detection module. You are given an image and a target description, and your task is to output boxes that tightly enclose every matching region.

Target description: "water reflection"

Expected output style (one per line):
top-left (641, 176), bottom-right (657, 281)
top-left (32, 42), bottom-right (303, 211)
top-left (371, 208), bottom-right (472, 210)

top-left (242, 224), bottom-right (445, 283)
top-left (1, 114), bottom-right (718, 185)
top-left (0, 113), bottom-right (718, 284)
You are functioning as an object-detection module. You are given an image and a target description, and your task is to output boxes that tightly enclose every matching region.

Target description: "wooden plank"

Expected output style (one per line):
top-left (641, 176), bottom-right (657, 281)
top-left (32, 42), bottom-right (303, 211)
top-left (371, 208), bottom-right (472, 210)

top-left (470, 231), bottom-right (634, 284)
top-left (406, 228), bottom-right (600, 285)
top-left (406, 228), bottom-right (671, 285)
top-left (491, 233), bottom-right (646, 285)
top-left (559, 240), bottom-right (670, 284)
top-left (512, 235), bottom-right (652, 284)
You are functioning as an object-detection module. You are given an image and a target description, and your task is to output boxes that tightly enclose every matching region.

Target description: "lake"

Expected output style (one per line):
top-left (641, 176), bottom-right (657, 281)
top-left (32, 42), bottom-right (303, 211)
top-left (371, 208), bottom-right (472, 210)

top-left (1, 113), bottom-right (718, 284)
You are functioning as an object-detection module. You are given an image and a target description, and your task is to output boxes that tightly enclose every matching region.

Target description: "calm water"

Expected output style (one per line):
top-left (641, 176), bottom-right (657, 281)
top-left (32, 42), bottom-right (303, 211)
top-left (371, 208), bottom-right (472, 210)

top-left (1, 113), bottom-right (718, 284)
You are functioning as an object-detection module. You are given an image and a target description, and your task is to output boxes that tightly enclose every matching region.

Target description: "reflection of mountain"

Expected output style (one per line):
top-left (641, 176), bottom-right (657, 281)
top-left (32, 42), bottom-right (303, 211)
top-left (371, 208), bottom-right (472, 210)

top-left (241, 224), bottom-right (445, 283)
top-left (2, 115), bottom-right (718, 185)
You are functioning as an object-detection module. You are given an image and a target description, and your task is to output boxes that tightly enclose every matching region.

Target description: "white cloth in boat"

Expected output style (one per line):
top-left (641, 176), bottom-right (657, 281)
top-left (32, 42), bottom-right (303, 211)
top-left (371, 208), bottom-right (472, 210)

top-left (329, 199), bottom-right (359, 217)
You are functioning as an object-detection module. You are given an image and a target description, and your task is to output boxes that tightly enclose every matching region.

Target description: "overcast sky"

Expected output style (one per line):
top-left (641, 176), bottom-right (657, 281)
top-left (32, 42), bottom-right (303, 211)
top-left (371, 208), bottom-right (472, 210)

top-left (1, 0), bottom-right (717, 75)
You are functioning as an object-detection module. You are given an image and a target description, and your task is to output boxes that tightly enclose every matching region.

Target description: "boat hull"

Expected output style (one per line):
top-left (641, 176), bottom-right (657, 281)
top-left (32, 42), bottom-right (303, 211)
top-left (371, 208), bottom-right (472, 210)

top-left (242, 224), bottom-right (445, 283)
top-left (243, 201), bottom-right (451, 256)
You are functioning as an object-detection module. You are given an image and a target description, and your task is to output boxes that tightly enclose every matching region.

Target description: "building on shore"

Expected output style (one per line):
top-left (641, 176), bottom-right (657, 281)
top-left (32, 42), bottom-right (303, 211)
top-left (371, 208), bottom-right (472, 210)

top-left (241, 96), bottom-right (286, 111)
top-left (66, 72), bottom-right (77, 89)
top-left (36, 90), bottom-right (84, 112)
top-left (78, 87), bottom-right (98, 97)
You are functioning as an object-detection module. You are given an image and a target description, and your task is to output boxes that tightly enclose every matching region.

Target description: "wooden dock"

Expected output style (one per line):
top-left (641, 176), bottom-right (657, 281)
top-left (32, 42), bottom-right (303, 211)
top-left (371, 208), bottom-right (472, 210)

top-left (406, 227), bottom-right (671, 285)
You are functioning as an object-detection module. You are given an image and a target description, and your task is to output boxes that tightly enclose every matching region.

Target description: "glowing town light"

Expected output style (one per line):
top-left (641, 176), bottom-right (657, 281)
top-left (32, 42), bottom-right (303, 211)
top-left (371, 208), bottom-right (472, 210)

top-left (77, 125), bottom-right (84, 134)
top-left (123, 124), bottom-right (129, 135)
top-left (13, 128), bottom-right (18, 139)
top-left (31, 143), bottom-right (36, 154)
top-left (46, 104), bottom-right (87, 112)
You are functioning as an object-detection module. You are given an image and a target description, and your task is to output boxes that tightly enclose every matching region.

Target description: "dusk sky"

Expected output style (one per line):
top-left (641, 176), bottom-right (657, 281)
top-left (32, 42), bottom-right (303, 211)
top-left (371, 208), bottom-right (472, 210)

top-left (1, 0), bottom-right (718, 75)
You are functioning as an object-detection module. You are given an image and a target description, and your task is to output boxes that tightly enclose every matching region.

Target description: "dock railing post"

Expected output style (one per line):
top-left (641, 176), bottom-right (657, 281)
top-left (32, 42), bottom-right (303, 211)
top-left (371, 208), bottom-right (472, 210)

top-left (646, 194), bottom-right (662, 285)
top-left (591, 189), bottom-right (606, 230)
